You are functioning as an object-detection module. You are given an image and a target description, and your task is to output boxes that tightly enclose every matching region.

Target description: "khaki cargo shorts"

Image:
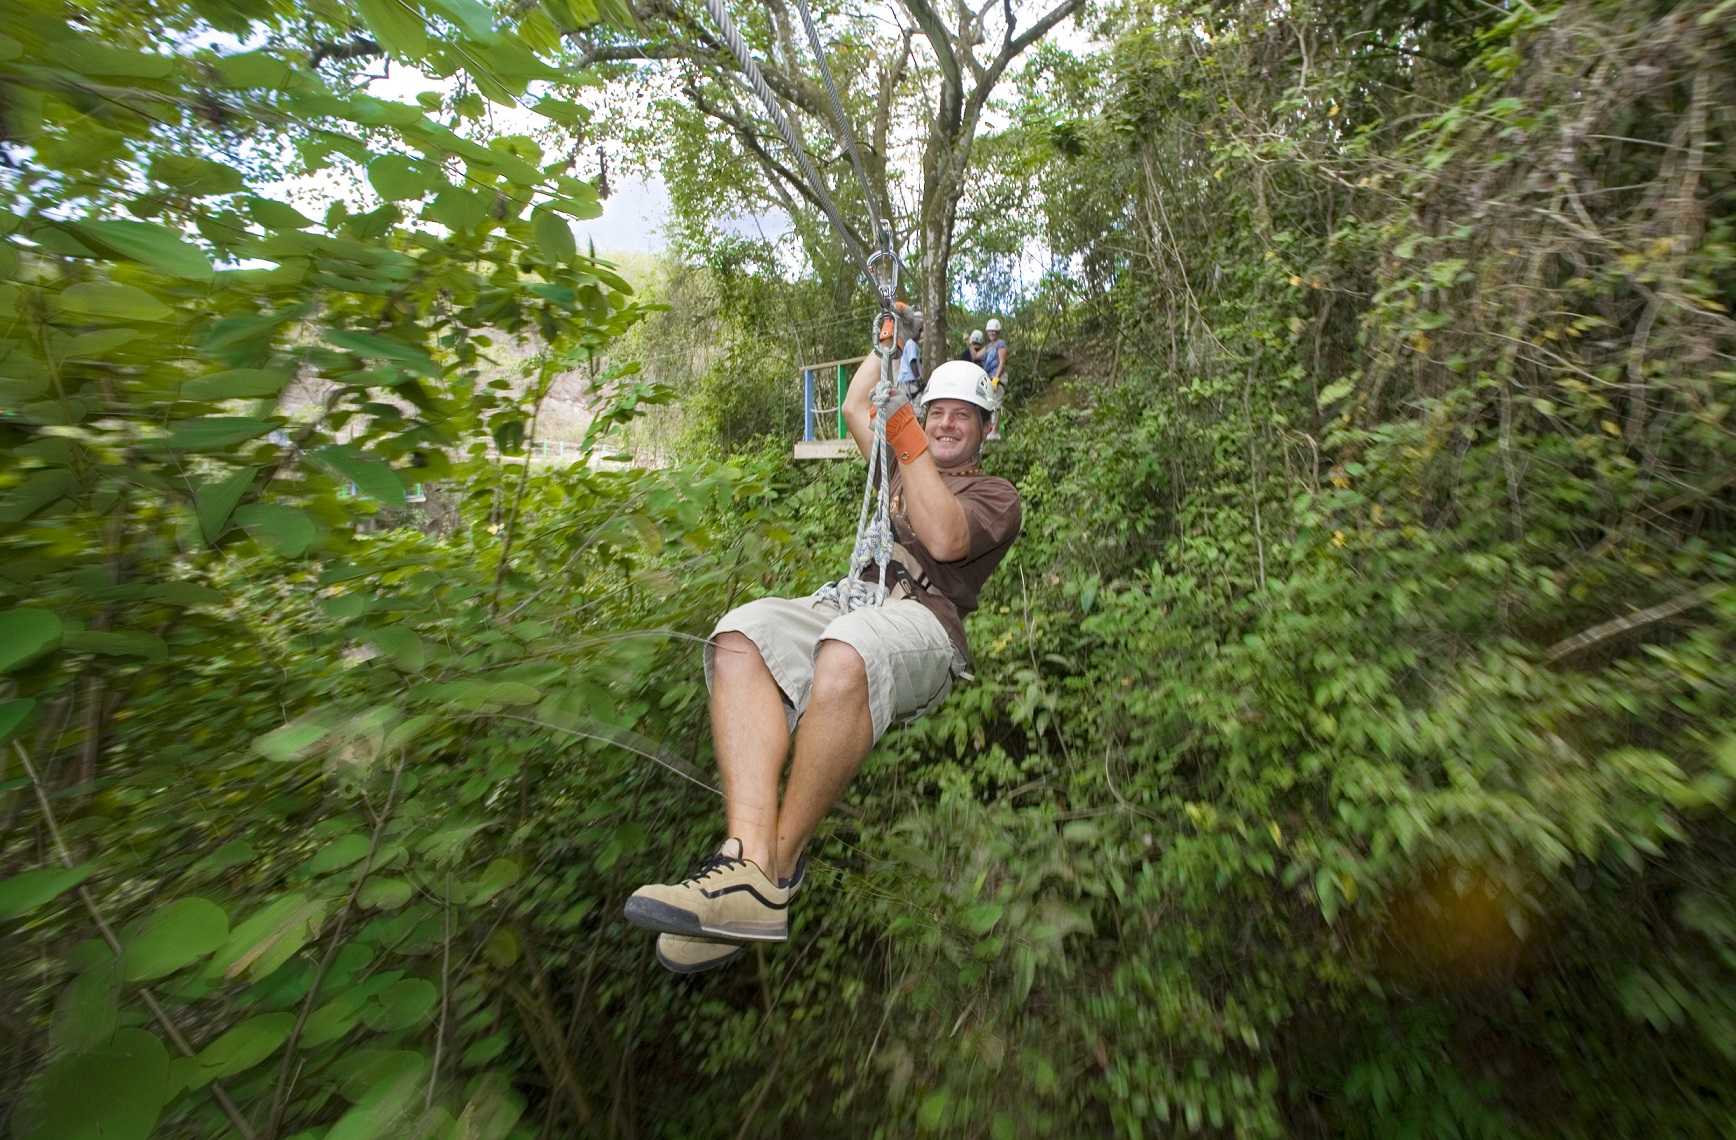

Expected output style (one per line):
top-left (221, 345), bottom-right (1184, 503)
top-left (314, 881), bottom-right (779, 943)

top-left (703, 594), bottom-right (965, 740)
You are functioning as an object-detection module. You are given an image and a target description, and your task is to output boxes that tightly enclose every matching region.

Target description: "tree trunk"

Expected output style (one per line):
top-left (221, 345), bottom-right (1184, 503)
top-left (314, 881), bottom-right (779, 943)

top-left (916, 106), bottom-right (968, 369)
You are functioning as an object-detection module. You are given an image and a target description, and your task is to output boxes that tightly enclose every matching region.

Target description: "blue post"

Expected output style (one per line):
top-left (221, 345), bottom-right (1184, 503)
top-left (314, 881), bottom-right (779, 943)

top-left (803, 369), bottom-right (815, 441)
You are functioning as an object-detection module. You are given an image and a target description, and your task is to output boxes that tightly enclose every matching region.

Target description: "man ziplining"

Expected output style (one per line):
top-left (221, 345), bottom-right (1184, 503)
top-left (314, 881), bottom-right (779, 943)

top-left (623, 311), bottom-right (1022, 973)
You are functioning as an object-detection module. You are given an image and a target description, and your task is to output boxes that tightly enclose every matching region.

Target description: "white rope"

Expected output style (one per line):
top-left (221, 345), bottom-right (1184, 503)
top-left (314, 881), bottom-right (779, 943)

top-left (815, 316), bottom-right (898, 613)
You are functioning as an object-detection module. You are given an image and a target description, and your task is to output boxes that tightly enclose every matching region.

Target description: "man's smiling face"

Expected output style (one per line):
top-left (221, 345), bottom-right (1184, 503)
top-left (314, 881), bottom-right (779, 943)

top-left (923, 398), bottom-right (986, 469)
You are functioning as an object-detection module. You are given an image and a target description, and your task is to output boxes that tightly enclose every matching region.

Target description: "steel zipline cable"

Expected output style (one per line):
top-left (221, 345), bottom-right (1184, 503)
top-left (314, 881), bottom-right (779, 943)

top-left (698, 0), bottom-right (883, 292)
top-left (697, 0), bottom-right (907, 613)
top-left (788, 0), bottom-right (883, 243)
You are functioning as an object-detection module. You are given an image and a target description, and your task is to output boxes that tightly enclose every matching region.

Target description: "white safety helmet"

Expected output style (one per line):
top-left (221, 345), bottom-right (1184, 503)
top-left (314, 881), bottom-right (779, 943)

top-left (985, 318), bottom-right (1002, 333)
top-left (919, 359), bottom-right (1001, 414)
top-left (968, 329), bottom-right (984, 344)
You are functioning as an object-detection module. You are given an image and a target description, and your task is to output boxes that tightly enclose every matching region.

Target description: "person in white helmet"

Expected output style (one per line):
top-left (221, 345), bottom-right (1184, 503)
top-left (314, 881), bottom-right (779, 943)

top-left (982, 318), bottom-right (1008, 384)
top-left (894, 307), bottom-right (924, 400)
top-left (982, 319), bottom-right (1008, 440)
top-left (961, 328), bottom-right (985, 365)
top-left (624, 304), bottom-right (1021, 973)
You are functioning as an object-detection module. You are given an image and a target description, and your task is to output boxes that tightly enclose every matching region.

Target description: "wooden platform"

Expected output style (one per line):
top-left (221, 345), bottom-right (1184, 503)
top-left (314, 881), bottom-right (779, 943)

top-left (793, 438), bottom-right (859, 461)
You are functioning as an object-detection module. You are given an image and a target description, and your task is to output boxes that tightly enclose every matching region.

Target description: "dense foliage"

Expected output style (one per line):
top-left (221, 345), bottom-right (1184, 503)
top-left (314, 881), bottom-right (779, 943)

top-left (4, 0), bottom-right (1736, 1137)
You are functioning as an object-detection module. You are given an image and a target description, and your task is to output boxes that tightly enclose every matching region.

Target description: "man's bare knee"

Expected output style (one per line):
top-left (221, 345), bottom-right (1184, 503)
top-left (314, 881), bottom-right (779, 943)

top-left (712, 631), bottom-right (766, 677)
top-left (810, 639), bottom-right (868, 706)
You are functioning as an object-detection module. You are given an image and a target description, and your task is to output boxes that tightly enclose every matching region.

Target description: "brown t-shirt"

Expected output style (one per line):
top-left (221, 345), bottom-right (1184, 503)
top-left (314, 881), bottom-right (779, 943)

top-left (861, 463), bottom-right (1022, 665)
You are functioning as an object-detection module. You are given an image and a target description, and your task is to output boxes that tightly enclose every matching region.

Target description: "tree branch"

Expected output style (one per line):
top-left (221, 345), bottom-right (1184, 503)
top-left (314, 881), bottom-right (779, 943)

top-left (900, 0), bottom-right (965, 128)
top-left (684, 81), bottom-right (872, 255)
top-left (974, 0), bottom-right (1083, 112)
top-left (308, 38), bottom-right (383, 68)
top-left (1543, 584), bottom-right (1720, 664)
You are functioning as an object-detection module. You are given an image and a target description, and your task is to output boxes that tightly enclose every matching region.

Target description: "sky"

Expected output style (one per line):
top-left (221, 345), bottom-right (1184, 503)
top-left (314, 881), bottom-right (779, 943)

top-left (575, 174), bottom-right (671, 255)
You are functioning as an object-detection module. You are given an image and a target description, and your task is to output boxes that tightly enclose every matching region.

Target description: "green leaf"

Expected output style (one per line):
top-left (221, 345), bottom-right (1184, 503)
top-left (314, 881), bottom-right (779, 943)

top-left (532, 96), bottom-right (590, 128)
top-left (235, 503), bottom-right (318, 557)
top-left (918, 1091), bottom-right (949, 1131)
top-left (364, 626), bottom-right (427, 672)
top-left (316, 444), bottom-right (408, 509)
top-left (13, 1029), bottom-right (169, 1140)
top-left (194, 1013), bottom-right (294, 1083)
top-left (545, 195), bottom-right (603, 221)
top-left (63, 630), bottom-right (169, 662)
top-left (482, 927), bottom-right (520, 968)
top-left (326, 329), bottom-right (437, 375)
top-left (461, 1033), bottom-right (509, 1066)
top-left (0, 609), bottom-right (62, 672)
top-left (417, 819), bottom-right (490, 863)
top-left (326, 1056), bottom-right (425, 1140)
top-left (359, 878), bottom-right (414, 910)
top-left (468, 857), bottom-right (521, 904)
top-left (884, 842), bottom-right (940, 879)
top-left (0, 468), bottom-right (76, 523)
top-left (123, 897), bottom-right (230, 981)
top-left (150, 154), bottom-right (245, 196)
top-left (203, 841), bottom-right (256, 872)
top-left (532, 207), bottom-right (575, 263)
top-left (519, 6), bottom-right (562, 53)
top-left (302, 990), bottom-right (371, 1048)
top-left (65, 328), bottom-right (141, 359)
top-left (355, 0), bottom-right (429, 57)
top-left (167, 416), bottom-right (274, 451)
top-left (246, 196), bottom-right (317, 230)
top-left (213, 50), bottom-right (296, 89)
top-left (55, 281), bottom-right (174, 323)
top-left (61, 42), bottom-right (172, 78)
top-left (959, 902), bottom-right (1004, 934)
top-left (423, 186), bottom-right (489, 231)
top-left (1317, 378), bottom-right (1355, 406)
top-left (306, 833), bottom-right (371, 875)
top-left (427, 0), bottom-right (500, 38)
top-left (0, 698), bottom-right (35, 744)
top-left (323, 593), bottom-right (367, 620)
top-left (71, 220), bottom-right (214, 280)
top-left (51, 962), bottom-right (120, 1056)
top-left (369, 978), bottom-right (437, 1030)
top-left (255, 717), bottom-right (333, 763)
top-left (206, 894), bottom-right (327, 981)
top-left (368, 154), bottom-right (440, 201)
top-left (196, 465), bottom-right (256, 545)
top-left (183, 367), bottom-right (292, 399)
top-left (0, 865), bottom-right (96, 919)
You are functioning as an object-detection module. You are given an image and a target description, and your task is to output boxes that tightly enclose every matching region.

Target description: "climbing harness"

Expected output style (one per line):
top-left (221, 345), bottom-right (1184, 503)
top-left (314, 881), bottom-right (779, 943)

top-left (698, 0), bottom-right (903, 612)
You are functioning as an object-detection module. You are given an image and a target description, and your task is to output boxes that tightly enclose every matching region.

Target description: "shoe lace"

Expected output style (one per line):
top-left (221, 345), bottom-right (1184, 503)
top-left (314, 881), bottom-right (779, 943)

top-left (681, 849), bottom-right (744, 886)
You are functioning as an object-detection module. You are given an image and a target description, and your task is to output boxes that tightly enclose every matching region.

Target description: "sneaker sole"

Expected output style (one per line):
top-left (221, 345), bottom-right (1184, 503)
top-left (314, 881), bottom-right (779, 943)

top-left (623, 896), bottom-right (787, 941)
top-left (656, 937), bottom-right (748, 974)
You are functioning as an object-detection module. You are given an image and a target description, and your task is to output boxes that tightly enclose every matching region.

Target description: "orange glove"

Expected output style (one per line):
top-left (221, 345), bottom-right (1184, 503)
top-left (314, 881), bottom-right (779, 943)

top-left (872, 390), bottom-right (927, 464)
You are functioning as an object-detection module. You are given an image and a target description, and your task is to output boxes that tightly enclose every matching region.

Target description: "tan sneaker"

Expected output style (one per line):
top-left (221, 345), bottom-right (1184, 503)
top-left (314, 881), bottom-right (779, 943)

top-left (624, 839), bottom-right (790, 941)
top-left (651, 855), bottom-right (807, 974)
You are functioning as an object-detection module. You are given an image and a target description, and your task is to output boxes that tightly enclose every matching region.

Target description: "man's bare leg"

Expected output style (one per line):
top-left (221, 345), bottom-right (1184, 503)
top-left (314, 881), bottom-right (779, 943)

top-left (709, 631), bottom-right (791, 879)
top-left (775, 639), bottom-right (875, 875)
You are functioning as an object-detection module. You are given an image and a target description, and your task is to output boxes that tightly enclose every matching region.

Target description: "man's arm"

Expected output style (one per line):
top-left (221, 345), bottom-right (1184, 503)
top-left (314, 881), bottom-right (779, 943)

top-left (841, 332), bottom-right (971, 561)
